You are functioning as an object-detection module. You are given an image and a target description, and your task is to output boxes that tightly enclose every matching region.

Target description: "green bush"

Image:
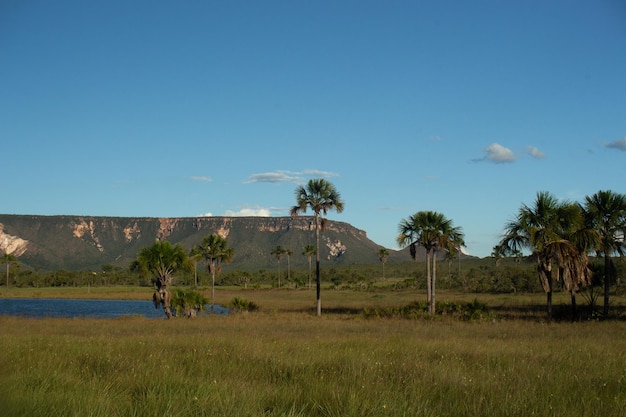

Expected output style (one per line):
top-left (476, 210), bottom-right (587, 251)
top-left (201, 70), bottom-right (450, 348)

top-left (230, 297), bottom-right (259, 313)
top-left (171, 289), bottom-right (209, 317)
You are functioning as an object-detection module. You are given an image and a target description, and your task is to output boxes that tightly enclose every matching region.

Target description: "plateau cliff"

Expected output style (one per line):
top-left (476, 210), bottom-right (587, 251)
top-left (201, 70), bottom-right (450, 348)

top-left (0, 215), bottom-right (401, 271)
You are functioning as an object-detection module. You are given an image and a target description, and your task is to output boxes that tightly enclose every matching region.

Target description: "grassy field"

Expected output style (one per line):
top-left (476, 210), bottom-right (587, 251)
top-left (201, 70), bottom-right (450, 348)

top-left (1, 314), bottom-right (625, 417)
top-left (1, 286), bottom-right (625, 416)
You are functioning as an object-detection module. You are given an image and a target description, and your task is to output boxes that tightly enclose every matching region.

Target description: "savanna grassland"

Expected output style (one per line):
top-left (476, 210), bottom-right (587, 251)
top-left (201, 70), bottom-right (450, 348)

top-left (1, 286), bottom-right (626, 417)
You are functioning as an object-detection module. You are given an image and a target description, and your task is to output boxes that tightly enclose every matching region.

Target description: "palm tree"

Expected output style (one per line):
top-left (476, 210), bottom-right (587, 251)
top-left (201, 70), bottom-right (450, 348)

top-left (189, 246), bottom-right (203, 287)
top-left (197, 234), bottom-right (234, 310)
top-left (285, 249), bottom-right (293, 283)
top-left (582, 190), bottom-right (626, 318)
top-left (291, 178), bottom-right (344, 316)
top-left (134, 240), bottom-right (192, 318)
top-left (397, 211), bottom-right (464, 315)
top-left (377, 248), bottom-right (389, 280)
top-left (271, 245), bottom-right (287, 288)
top-left (302, 244), bottom-right (316, 289)
top-left (1, 252), bottom-right (17, 289)
top-left (498, 192), bottom-right (593, 320)
top-left (397, 211), bottom-right (465, 314)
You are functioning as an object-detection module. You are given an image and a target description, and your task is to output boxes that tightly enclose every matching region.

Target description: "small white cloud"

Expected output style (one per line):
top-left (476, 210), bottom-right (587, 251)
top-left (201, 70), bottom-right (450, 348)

top-left (527, 146), bottom-right (545, 159)
top-left (301, 169), bottom-right (339, 178)
top-left (190, 176), bottom-right (212, 182)
top-left (245, 171), bottom-right (301, 184)
top-left (474, 143), bottom-right (516, 163)
top-left (224, 207), bottom-right (272, 217)
top-left (245, 169), bottom-right (339, 184)
top-left (605, 137), bottom-right (626, 151)
top-left (199, 212), bottom-right (213, 217)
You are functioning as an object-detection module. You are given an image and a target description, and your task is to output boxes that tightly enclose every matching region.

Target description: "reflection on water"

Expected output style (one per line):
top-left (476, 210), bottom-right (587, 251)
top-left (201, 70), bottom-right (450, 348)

top-left (0, 298), bottom-right (228, 318)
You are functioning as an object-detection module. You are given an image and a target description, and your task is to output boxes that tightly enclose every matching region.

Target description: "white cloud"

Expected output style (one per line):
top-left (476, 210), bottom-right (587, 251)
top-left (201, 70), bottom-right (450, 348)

top-left (526, 146), bottom-right (545, 159)
top-left (605, 137), bottom-right (626, 151)
top-left (224, 207), bottom-right (272, 217)
top-left (199, 212), bottom-right (213, 217)
top-left (190, 176), bottom-right (212, 182)
top-left (474, 143), bottom-right (516, 163)
top-left (245, 169), bottom-right (338, 184)
top-left (301, 169), bottom-right (339, 178)
top-left (245, 171), bottom-right (301, 184)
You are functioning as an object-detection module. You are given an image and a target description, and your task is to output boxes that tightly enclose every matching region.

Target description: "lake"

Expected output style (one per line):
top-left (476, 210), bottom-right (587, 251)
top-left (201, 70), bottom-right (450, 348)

top-left (0, 298), bottom-right (229, 318)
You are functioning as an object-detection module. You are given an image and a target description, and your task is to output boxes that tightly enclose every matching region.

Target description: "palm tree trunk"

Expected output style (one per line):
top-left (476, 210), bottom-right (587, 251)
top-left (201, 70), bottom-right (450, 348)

top-left (211, 262), bottom-right (216, 310)
top-left (308, 256), bottom-right (312, 289)
top-left (426, 249), bottom-right (433, 314)
top-left (570, 289), bottom-right (577, 321)
top-left (315, 214), bottom-right (321, 316)
top-left (547, 272), bottom-right (553, 322)
top-left (603, 254), bottom-right (611, 317)
top-left (432, 249), bottom-right (437, 315)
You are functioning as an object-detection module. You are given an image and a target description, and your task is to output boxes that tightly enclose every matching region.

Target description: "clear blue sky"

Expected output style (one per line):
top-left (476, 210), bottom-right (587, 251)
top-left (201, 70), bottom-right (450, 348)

top-left (1, 0), bottom-right (625, 258)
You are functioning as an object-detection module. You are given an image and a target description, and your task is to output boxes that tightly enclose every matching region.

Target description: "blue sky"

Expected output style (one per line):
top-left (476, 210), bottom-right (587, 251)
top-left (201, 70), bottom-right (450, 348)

top-left (1, 0), bottom-right (625, 258)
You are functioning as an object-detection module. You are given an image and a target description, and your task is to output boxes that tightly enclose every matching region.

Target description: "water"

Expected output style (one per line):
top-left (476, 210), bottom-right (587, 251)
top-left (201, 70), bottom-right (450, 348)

top-left (0, 298), bottom-right (229, 318)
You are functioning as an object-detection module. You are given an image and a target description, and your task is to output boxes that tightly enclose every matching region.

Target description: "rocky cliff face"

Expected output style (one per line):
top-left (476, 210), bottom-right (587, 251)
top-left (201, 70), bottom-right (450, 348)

top-left (0, 215), bottom-right (391, 271)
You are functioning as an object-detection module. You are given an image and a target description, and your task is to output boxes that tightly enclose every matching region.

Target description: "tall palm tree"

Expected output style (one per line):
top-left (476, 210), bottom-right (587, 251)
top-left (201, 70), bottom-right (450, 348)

top-left (291, 178), bottom-right (344, 316)
top-left (302, 244), bottom-right (316, 289)
top-left (134, 240), bottom-right (192, 318)
top-left (271, 245), bottom-right (286, 288)
top-left (189, 246), bottom-right (203, 287)
top-left (498, 192), bottom-right (593, 320)
top-left (1, 252), bottom-right (17, 289)
top-left (197, 234), bottom-right (234, 310)
top-left (582, 190), bottom-right (626, 317)
top-left (397, 211), bottom-right (464, 315)
top-left (285, 248), bottom-right (293, 282)
top-left (377, 248), bottom-right (389, 280)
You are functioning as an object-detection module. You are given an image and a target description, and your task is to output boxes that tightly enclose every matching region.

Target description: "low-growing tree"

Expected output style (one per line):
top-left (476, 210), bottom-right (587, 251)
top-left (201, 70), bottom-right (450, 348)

top-left (170, 288), bottom-right (208, 317)
top-left (133, 240), bottom-right (192, 318)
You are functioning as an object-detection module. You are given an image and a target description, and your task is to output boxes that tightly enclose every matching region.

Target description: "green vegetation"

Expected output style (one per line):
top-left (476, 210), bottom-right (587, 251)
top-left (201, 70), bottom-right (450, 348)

top-left (397, 210), bottom-right (465, 315)
top-left (1, 311), bottom-right (625, 417)
top-left (291, 178), bottom-right (345, 316)
top-left (195, 234), bottom-right (235, 309)
top-left (133, 240), bottom-right (193, 318)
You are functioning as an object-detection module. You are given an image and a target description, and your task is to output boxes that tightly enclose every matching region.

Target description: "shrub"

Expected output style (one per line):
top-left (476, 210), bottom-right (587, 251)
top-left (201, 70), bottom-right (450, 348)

top-left (230, 297), bottom-right (259, 313)
top-left (171, 289), bottom-right (209, 317)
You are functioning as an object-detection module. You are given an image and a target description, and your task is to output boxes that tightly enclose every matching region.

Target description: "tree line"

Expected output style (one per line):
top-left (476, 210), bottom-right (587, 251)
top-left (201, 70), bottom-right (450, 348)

top-left (2, 182), bottom-right (625, 321)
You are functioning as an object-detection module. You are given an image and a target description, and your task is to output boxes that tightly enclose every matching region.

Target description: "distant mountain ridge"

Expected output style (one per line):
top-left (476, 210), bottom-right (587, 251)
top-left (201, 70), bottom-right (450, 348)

top-left (0, 214), bottom-right (406, 271)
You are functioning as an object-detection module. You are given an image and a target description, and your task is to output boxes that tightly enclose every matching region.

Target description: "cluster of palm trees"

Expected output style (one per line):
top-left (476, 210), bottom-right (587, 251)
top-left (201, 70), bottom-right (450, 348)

top-left (396, 211), bottom-right (465, 315)
top-left (134, 234), bottom-right (234, 318)
top-left (271, 245), bottom-right (318, 290)
top-left (133, 178), bottom-right (624, 321)
top-left (495, 190), bottom-right (626, 320)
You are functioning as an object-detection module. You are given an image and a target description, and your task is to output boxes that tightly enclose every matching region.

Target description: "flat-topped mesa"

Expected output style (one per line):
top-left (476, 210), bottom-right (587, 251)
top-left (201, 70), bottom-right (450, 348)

top-left (0, 214), bottom-right (383, 271)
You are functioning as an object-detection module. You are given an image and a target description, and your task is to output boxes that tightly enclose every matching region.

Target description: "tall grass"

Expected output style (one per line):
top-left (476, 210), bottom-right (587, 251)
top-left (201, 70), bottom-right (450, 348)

top-left (1, 314), bottom-right (625, 417)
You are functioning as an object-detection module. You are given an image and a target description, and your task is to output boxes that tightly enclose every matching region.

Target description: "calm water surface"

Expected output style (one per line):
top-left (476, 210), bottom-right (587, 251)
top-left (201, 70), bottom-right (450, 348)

top-left (0, 298), bottom-right (228, 318)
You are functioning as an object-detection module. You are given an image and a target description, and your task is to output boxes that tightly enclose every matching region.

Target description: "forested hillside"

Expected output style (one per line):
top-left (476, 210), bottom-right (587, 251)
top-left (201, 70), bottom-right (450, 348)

top-left (0, 214), bottom-right (408, 271)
